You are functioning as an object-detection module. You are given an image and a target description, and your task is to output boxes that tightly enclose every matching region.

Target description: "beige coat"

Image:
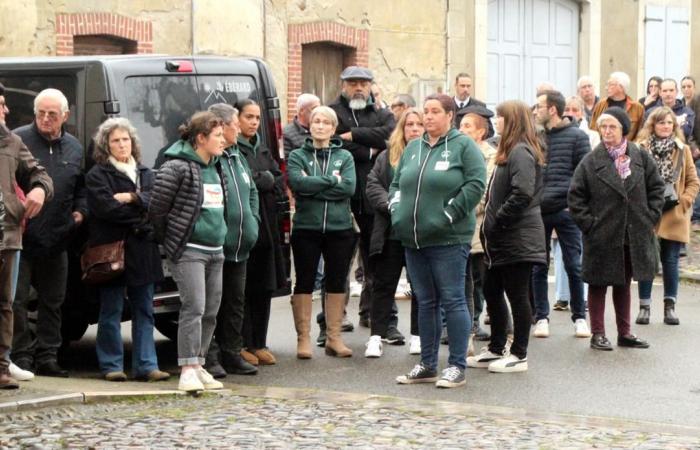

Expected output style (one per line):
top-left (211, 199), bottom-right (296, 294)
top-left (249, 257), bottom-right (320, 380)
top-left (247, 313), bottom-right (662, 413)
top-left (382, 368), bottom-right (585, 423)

top-left (471, 141), bottom-right (497, 254)
top-left (639, 138), bottom-right (700, 243)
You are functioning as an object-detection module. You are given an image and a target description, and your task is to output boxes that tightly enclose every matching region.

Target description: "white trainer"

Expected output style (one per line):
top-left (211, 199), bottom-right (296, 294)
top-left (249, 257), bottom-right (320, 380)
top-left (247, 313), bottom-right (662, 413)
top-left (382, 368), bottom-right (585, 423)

top-left (364, 335), bottom-right (383, 358)
top-left (488, 354), bottom-right (528, 373)
top-left (533, 319), bottom-right (550, 338)
top-left (574, 319), bottom-right (592, 338)
top-left (178, 368), bottom-right (204, 392)
top-left (409, 335), bottom-right (421, 355)
top-left (467, 347), bottom-right (503, 368)
top-left (197, 367), bottom-right (224, 390)
top-left (9, 362), bottom-right (34, 381)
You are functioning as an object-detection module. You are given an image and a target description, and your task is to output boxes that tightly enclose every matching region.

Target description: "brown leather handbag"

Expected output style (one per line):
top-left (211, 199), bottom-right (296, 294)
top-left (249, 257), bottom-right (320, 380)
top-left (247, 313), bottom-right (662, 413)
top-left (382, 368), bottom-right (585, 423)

top-left (80, 240), bottom-right (125, 284)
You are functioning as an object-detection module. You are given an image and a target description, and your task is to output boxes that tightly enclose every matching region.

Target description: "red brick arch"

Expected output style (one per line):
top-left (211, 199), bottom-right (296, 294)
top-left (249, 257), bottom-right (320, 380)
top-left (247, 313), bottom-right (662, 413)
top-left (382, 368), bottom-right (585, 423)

top-left (287, 21), bottom-right (369, 118)
top-left (55, 13), bottom-right (153, 56)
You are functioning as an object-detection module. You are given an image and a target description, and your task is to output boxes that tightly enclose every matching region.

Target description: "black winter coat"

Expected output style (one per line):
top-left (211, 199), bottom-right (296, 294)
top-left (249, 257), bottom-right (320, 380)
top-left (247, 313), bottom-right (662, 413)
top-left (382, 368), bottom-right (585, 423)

top-left (329, 96), bottom-right (396, 215)
top-left (149, 157), bottom-right (229, 263)
top-left (237, 134), bottom-right (287, 292)
top-left (481, 144), bottom-right (547, 268)
top-left (86, 162), bottom-right (163, 287)
top-left (540, 118), bottom-right (591, 214)
top-left (14, 123), bottom-right (88, 256)
top-left (568, 142), bottom-right (665, 285)
top-left (366, 151), bottom-right (394, 257)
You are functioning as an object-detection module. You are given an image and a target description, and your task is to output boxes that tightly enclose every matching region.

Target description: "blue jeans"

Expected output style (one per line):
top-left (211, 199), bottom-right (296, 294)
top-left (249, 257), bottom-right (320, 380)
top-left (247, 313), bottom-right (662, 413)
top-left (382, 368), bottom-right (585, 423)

top-left (638, 238), bottom-right (681, 305)
top-left (532, 210), bottom-right (586, 322)
top-left (405, 244), bottom-right (470, 371)
top-left (96, 283), bottom-right (159, 376)
top-left (553, 239), bottom-right (588, 302)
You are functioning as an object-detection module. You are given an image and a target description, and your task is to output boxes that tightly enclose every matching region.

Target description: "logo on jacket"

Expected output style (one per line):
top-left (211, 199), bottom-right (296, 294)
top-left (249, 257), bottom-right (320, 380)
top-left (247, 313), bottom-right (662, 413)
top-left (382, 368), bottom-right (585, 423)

top-left (441, 150), bottom-right (451, 158)
top-left (334, 160), bottom-right (342, 167)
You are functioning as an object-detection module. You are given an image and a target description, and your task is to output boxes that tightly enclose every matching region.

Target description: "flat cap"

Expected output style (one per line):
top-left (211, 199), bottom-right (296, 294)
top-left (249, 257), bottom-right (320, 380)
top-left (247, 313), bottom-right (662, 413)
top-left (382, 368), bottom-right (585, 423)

top-left (340, 66), bottom-right (374, 81)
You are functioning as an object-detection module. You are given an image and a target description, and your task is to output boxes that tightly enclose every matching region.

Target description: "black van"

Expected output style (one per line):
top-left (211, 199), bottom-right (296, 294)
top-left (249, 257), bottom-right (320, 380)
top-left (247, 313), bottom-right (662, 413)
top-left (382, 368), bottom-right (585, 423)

top-left (0, 55), bottom-right (291, 341)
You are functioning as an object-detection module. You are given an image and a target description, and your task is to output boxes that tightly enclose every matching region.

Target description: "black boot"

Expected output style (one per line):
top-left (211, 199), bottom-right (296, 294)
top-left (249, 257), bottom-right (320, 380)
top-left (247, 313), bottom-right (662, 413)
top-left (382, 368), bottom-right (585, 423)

top-left (635, 305), bottom-right (650, 325)
top-left (663, 299), bottom-right (679, 325)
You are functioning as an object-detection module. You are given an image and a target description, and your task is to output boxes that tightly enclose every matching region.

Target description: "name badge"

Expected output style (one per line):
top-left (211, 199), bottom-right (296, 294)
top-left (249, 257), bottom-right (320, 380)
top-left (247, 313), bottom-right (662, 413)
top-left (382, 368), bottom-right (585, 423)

top-left (241, 172), bottom-right (250, 185)
top-left (202, 183), bottom-right (224, 209)
top-left (435, 161), bottom-right (449, 171)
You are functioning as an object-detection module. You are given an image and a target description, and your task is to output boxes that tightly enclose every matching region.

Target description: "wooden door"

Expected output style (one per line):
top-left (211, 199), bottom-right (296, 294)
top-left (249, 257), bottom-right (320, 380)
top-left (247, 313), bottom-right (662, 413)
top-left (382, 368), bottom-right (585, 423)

top-left (302, 43), bottom-right (344, 105)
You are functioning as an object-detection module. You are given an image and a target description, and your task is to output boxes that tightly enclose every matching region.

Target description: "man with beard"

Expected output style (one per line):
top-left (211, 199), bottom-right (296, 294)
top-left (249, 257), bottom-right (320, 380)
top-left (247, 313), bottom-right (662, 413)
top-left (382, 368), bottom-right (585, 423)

top-left (328, 67), bottom-right (397, 336)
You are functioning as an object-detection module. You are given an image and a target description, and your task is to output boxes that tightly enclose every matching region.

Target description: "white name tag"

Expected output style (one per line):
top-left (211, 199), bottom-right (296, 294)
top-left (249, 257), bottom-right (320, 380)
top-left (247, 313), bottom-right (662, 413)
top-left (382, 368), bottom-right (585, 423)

top-left (241, 172), bottom-right (250, 185)
top-left (202, 183), bottom-right (224, 209)
top-left (435, 161), bottom-right (449, 171)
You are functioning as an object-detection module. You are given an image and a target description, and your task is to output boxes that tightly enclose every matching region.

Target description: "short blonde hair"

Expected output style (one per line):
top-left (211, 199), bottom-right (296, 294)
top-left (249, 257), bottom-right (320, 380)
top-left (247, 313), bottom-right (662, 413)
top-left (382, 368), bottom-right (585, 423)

top-left (309, 106), bottom-right (338, 129)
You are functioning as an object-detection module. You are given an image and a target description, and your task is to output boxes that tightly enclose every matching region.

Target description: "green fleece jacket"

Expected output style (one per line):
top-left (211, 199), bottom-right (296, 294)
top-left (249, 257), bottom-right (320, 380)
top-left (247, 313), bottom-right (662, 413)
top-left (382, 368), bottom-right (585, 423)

top-left (287, 138), bottom-right (356, 232)
top-left (164, 141), bottom-right (227, 250)
top-left (221, 145), bottom-right (260, 262)
top-left (389, 128), bottom-right (486, 249)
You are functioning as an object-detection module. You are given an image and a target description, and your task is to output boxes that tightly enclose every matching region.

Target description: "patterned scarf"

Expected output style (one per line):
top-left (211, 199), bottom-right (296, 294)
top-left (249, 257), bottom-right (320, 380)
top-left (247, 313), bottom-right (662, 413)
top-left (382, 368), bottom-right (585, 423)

top-left (605, 138), bottom-right (631, 180)
top-left (648, 135), bottom-right (676, 183)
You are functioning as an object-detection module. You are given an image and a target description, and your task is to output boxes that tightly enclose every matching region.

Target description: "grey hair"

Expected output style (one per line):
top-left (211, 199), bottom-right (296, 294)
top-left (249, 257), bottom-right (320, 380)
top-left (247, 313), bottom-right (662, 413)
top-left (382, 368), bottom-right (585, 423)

top-left (577, 75), bottom-right (594, 89)
top-left (296, 93), bottom-right (320, 111)
top-left (208, 103), bottom-right (239, 124)
top-left (566, 96), bottom-right (585, 111)
top-left (608, 72), bottom-right (630, 93)
top-left (392, 94), bottom-right (416, 107)
top-left (92, 117), bottom-right (142, 164)
top-left (309, 106), bottom-right (338, 129)
top-left (34, 88), bottom-right (69, 114)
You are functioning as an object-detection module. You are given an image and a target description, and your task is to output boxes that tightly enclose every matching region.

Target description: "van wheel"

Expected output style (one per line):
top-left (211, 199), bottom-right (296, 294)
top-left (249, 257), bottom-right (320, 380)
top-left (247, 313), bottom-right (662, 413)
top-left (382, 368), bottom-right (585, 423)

top-left (154, 313), bottom-right (179, 342)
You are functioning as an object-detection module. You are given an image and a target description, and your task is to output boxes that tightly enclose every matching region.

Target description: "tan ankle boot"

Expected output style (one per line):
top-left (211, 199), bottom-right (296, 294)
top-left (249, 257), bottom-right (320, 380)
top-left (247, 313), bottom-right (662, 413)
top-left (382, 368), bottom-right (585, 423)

top-left (324, 293), bottom-right (352, 357)
top-left (291, 294), bottom-right (313, 359)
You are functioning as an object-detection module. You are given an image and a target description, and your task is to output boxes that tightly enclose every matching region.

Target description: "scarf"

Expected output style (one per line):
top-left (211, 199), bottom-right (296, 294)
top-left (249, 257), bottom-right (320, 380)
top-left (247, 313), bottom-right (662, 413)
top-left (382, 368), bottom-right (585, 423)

top-left (605, 138), bottom-right (631, 180)
top-left (648, 135), bottom-right (676, 183)
top-left (109, 155), bottom-right (138, 185)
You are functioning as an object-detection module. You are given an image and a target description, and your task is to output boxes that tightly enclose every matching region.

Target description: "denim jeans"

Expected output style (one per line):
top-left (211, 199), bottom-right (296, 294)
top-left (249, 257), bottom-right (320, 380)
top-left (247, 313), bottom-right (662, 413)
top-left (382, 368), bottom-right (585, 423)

top-left (531, 210), bottom-right (586, 322)
top-left (168, 249), bottom-right (225, 366)
top-left (96, 283), bottom-right (159, 376)
top-left (553, 239), bottom-right (588, 302)
top-left (638, 238), bottom-right (682, 305)
top-left (405, 244), bottom-right (470, 371)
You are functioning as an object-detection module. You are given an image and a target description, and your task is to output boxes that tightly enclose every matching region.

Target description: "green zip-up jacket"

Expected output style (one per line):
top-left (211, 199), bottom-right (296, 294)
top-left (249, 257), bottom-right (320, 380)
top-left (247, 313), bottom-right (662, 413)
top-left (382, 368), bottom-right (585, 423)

top-left (388, 128), bottom-right (486, 249)
top-left (287, 138), bottom-right (356, 232)
top-left (221, 145), bottom-right (260, 262)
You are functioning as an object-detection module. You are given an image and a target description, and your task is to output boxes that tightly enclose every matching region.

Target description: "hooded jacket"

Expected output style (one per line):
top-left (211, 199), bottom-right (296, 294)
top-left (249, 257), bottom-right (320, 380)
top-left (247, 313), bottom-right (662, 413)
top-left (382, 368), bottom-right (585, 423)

top-left (389, 128), bottom-right (486, 249)
top-left (14, 122), bottom-right (87, 256)
top-left (149, 140), bottom-right (228, 262)
top-left (287, 138), bottom-right (356, 232)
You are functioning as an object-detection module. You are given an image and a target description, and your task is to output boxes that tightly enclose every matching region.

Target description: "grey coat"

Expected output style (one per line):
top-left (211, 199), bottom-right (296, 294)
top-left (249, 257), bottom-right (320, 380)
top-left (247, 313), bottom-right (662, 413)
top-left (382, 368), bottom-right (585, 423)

top-left (568, 142), bottom-right (665, 286)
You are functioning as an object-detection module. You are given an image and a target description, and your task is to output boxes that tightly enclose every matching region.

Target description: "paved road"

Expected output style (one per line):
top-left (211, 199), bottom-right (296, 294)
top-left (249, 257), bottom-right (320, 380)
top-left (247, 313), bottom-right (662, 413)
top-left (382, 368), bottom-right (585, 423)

top-left (55, 280), bottom-right (700, 429)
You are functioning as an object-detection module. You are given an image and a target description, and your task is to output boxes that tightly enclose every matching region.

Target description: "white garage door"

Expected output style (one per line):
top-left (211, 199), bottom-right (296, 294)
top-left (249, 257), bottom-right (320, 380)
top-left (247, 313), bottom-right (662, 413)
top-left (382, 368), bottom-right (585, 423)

top-left (486, 0), bottom-right (579, 108)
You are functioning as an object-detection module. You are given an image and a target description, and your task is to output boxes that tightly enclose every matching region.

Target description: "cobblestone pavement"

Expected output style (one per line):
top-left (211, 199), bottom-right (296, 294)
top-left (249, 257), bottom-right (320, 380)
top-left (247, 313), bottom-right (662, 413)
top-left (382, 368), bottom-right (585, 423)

top-left (2, 389), bottom-right (700, 449)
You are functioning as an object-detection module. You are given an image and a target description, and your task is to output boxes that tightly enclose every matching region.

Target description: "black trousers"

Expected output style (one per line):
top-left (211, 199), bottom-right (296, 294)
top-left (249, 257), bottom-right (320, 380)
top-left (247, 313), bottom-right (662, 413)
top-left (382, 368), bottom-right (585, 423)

top-left (291, 229), bottom-right (356, 294)
top-left (470, 253), bottom-right (486, 325)
top-left (208, 260), bottom-right (247, 364)
top-left (483, 262), bottom-right (533, 359)
top-left (355, 213), bottom-right (374, 319)
top-left (369, 240), bottom-right (407, 337)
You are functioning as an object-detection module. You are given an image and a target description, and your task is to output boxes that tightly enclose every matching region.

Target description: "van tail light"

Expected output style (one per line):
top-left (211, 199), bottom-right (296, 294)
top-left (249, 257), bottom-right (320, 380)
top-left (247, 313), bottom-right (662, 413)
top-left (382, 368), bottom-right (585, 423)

top-left (165, 60), bottom-right (193, 73)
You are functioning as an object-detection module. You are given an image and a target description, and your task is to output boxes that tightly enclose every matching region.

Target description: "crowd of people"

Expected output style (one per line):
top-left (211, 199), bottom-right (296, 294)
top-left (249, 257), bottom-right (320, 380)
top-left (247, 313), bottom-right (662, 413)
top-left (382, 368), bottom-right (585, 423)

top-left (0, 65), bottom-right (698, 391)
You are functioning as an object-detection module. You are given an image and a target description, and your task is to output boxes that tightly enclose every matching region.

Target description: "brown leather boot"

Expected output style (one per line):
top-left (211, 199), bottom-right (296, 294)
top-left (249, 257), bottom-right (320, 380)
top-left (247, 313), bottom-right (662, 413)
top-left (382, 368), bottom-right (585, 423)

top-left (291, 294), bottom-right (313, 359)
top-left (324, 293), bottom-right (352, 357)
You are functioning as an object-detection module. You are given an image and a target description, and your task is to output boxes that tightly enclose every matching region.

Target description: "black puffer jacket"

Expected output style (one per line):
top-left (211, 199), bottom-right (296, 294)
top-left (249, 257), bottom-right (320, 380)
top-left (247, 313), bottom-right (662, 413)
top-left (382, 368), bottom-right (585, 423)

top-left (329, 95), bottom-right (395, 215)
top-left (366, 151), bottom-right (393, 257)
top-left (481, 143), bottom-right (546, 268)
top-left (14, 122), bottom-right (87, 256)
top-left (540, 118), bottom-right (591, 214)
top-left (148, 156), bottom-right (229, 263)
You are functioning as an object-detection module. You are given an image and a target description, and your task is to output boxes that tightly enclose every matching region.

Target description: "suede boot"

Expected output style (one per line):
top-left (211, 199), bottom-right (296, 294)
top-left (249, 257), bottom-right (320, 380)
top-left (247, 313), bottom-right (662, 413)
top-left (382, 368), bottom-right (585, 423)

top-left (324, 293), bottom-right (352, 357)
top-left (291, 294), bottom-right (313, 359)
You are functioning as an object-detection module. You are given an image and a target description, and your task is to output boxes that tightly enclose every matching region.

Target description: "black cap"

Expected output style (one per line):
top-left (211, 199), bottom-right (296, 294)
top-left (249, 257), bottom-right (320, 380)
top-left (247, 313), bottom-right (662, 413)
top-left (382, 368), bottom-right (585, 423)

top-left (340, 66), bottom-right (374, 81)
top-left (460, 105), bottom-right (494, 119)
top-left (601, 106), bottom-right (630, 136)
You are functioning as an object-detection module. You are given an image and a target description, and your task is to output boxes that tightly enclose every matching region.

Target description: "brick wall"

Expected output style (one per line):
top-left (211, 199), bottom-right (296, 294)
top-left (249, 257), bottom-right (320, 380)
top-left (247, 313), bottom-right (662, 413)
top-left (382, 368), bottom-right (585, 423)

top-left (55, 13), bottom-right (153, 56)
top-left (287, 21), bottom-right (369, 118)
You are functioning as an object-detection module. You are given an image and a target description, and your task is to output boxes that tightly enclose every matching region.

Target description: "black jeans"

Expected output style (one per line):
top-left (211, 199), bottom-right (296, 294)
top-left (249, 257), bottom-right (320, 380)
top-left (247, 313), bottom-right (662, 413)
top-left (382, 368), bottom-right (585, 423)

top-left (355, 213), bottom-right (374, 320)
top-left (369, 240), bottom-right (406, 337)
top-left (470, 253), bottom-right (486, 326)
top-left (291, 229), bottom-right (356, 294)
top-left (209, 260), bottom-right (247, 364)
top-left (12, 251), bottom-right (68, 365)
top-left (483, 262), bottom-right (533, 359)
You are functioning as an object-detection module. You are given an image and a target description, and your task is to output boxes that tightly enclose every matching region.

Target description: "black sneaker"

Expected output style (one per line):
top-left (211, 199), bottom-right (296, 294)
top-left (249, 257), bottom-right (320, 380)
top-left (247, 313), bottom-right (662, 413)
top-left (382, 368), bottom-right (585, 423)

top-left (396, 363), bottom-right (438, 384)
top-left (553, 300), bottom-right (569, 311)
top-left (359, 316), bottom-right (370, 328)
top-left (383, 326), bottom-right (405, 346)
top-left (435, 365), bottom-right (466, 388)
top-left (316, 328), bottom-right (327, 347)
top-left (341, 316), bottom-right (355, 332)
top-left (203, 362), bottom-right (227, 379)
top-left (222, 355), bottom-right (258, 375)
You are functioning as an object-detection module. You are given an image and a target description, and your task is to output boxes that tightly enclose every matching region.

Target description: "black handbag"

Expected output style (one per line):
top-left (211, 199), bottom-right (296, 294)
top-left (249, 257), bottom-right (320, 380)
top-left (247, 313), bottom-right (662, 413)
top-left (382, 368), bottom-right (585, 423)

top-left (662, 148), bottom-right (684, 212)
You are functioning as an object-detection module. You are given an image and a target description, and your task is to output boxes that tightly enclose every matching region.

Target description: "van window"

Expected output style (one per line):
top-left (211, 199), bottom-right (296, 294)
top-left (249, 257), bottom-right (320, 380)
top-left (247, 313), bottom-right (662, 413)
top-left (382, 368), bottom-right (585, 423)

top-left (124, 75), bottom-right (256, 168)
top-left (0, 74), bottom-right (78, 135)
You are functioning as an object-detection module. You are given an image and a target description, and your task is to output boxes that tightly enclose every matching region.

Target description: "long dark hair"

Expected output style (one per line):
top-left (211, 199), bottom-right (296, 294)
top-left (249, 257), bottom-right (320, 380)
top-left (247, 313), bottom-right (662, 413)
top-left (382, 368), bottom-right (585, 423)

top-left (495, 100), bottom-right (544, 165)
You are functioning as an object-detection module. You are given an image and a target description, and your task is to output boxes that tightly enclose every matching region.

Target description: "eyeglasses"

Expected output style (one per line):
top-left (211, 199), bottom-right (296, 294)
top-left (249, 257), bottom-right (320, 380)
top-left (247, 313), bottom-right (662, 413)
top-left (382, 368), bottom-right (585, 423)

top-left (36, 110), bottom-right (61, 120)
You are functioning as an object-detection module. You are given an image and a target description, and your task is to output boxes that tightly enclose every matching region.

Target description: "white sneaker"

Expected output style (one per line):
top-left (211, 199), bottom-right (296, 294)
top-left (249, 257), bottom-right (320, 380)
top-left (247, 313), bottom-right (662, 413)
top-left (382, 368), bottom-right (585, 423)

top-left (533, 319), bottom-right (550, 338)
top-left (467, 347), bottom-right (503, 368)
top-left (488, 354), bottom-right (528, 373)
top-left (349, 281), bottom-right (363, 297)
top-left (178, 368), bottom-right (204, 392)
top-left (409, 335), bottom-right (421, 355)
top-left (365, 335), bottom-right (383, 358)
top-left (574, 319), bottom-right (592, 338)
top-left (196, 367), bottom-right (224, 390)
top-left (9, 362), bottom-right (34, 381)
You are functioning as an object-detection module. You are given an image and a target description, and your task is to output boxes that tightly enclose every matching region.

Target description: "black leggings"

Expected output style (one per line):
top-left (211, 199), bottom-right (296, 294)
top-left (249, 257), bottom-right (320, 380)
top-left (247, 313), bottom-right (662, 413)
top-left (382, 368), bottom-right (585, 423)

top-left (291, 229), bottom-right (356, 294)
